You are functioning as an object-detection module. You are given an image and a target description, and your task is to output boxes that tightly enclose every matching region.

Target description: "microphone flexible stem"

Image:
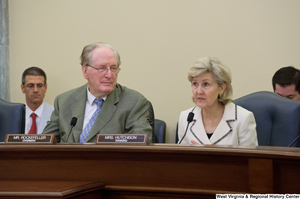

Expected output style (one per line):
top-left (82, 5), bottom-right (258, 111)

top-left (178, 121), bottom-right (192, 144)
top-left (178, 108), bottom-right (195, 144)
top-left (288, 134), bottom-right (300, 147)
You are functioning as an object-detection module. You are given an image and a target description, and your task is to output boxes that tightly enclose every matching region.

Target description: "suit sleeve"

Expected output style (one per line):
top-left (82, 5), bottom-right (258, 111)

top-left (42, 96), bottom-right (61, 142)
top-left (124, 96), bottom-right (152, 143)
top-left (238, 111), bottom-right (258, 146)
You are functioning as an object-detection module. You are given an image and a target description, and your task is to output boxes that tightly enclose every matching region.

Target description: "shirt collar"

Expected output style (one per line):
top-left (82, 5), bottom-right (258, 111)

top-left (86, 86), bottom-right (106, 105)
top-left (25, 101), bottom-right (45, 118)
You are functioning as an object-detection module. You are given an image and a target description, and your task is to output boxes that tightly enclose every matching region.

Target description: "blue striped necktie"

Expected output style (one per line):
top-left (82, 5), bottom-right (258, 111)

top-left (79, 98), bottom-right (103, 143)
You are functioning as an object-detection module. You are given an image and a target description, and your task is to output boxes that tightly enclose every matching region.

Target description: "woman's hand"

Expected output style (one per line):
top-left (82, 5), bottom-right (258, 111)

top-left (191, 140), bottom-right (199, 144)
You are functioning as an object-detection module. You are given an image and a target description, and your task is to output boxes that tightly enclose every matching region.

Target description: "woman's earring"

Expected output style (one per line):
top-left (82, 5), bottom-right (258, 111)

top-left (218, 93), bottom-right (223, 99)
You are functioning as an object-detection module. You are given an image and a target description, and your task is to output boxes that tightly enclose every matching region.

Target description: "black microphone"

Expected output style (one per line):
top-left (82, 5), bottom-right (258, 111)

top-left (70, 117), bottom-right (77, 127)
top-left (287, 134), bottom-right (300, 147)
top-left (66, 117), bottom-right (77, 143)
top-left (178, 112), bottom-right (194, 144)
top-left (187, 112), bottom-right (194, 123)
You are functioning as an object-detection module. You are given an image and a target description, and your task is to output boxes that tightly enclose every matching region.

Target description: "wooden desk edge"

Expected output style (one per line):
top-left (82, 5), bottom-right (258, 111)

top-left (104, 185), bottom-right (248, 195)
top-left (0, 181), bottom-right (104, 197)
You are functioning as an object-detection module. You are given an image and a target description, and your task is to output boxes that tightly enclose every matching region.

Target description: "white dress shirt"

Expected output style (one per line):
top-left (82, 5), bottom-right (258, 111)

top-left (25, 102), bottom-right (45, 134)
top-left (82, 87), bottom-right (106, 131)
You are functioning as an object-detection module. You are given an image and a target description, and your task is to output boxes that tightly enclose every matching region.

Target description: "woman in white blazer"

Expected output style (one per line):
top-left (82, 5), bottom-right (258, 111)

top-left (178, 57), bottom-right (258, 146)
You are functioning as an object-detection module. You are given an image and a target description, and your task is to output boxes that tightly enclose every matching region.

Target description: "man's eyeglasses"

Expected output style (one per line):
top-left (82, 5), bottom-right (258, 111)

top-left (87, 64), bottom-right (121, 74)
top-left (24, 83), bottom-right (45, 89)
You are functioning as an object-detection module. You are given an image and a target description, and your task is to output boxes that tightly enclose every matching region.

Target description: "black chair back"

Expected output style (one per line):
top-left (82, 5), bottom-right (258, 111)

top-left (154, 119), bottom-right (166, 143)
top-left (234, 91), bottom-right (300, 147)
top-left (0, 98), bottom-right (25, 142)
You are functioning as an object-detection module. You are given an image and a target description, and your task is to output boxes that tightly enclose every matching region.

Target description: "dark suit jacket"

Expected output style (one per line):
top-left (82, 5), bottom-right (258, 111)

top-left (42, 83), bottom-right (152, 143)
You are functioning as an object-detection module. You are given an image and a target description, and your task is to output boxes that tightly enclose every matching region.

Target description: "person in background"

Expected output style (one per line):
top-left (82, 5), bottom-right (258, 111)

top-left (21, 66), bottom-right (54, 134)
top-left (177, 57), bottom-right (257, 146)
top-left (42, 42), bottom-right (152, 143)
top-left (272, 66), bottom-right (300, 101)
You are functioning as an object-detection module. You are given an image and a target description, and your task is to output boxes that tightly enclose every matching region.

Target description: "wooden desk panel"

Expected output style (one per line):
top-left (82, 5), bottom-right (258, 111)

top-left (0, 180), bottom-right (104, 199)
top-left (0, 144), bottom-right (300, 198)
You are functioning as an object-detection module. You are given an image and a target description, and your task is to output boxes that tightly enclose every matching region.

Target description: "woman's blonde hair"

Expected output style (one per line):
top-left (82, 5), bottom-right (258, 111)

top-left (188, 57), bottom-right (233, 105)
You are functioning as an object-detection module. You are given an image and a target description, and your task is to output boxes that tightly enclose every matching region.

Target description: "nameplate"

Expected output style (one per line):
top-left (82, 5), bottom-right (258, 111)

top-left (4, 134), bottom-right (57, 145)
top-left (96, 134), bottom-right (148, 145)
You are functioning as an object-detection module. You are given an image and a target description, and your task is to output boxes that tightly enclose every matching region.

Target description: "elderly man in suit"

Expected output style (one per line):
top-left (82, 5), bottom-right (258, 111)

top-left (42, 42), bottom-right (152, 143)
top-left (21, 67), bottom-right (54, 134)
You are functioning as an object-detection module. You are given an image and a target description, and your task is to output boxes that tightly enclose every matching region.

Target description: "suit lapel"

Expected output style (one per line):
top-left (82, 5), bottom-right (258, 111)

top-left (71, 85), bottom-right (88, 142)
top-left (86, 84), bottom-right (121, 142)
top-left (210, 103), bottom-right (236, 144)
top-left (190, 106), bottom-right (212, 144)
top-left (190, 103), bottom-right (237, 145)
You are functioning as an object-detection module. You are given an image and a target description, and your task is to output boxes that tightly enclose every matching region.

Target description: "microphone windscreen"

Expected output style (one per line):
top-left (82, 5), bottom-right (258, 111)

top-left (70, 117), bottom-right (78, 127)
top-left (187, 112), bottom-right (194, 122)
